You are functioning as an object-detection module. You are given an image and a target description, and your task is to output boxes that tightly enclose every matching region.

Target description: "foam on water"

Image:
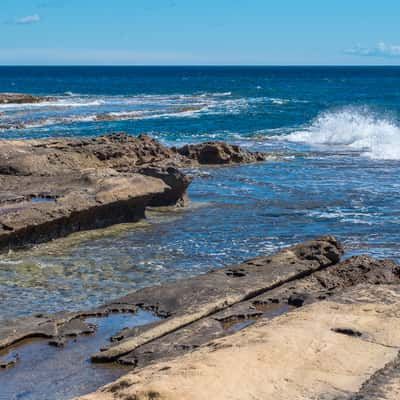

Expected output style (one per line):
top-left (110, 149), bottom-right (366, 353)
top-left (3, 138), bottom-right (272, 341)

top-left (282, 108), bottom-right (400, 160)
top-left (0, 92), bottom-right (255, 132)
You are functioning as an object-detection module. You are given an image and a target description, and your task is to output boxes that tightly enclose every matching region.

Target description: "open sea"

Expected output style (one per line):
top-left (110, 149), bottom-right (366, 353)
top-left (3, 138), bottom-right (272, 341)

top-left (1, 66), bottom-right (400, 321)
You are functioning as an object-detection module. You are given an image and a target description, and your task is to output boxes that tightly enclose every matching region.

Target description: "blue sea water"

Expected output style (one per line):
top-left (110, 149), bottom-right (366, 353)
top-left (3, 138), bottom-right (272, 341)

top-left (1, 66), bottom-right (400, 320)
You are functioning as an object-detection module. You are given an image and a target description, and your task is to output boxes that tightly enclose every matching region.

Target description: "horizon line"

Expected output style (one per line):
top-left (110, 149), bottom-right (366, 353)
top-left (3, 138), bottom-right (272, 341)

top-left (0, 64), bottom-right (399, 67)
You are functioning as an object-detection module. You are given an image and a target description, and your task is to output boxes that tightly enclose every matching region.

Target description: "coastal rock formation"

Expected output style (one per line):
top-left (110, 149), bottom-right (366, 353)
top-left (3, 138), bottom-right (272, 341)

top-left (0, 93), bottom-right (50, 104)
top-left (177, 141), bottom-right (268, 164)
top-left (0, 133), bottom-right (268, 251)
top-left (0, 236), bottom-right (342, 353)
top-left (1, 236), bottom-right (400, 400)
top-left (0, 133), bottom-right (269, 176)
top-left (0, 133), bottom-right (185, 176)
top-left (0, 170), bottom-right (169, 251)
top-left (78, 284), bottom-right (400, 400)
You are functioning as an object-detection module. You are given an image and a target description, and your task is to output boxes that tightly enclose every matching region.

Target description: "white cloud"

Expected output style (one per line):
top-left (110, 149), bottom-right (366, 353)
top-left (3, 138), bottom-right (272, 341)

top-left (16, 14), bottom-right (40, 25)
top-left (345, 42), bottom-right (400, 58)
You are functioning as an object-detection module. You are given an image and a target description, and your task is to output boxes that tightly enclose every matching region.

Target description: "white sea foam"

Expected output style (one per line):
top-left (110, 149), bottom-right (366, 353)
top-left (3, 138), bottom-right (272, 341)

top-left (0, 98), bottom-right (105, 110)
top-left (282, 108), bottom-right (400, 160)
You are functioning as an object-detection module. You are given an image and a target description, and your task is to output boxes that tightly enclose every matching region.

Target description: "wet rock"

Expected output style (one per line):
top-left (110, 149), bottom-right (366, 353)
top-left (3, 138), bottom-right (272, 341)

top-left (60, 319), bottom-right (97, 337)
top-left (176, 141), bottom-right (268, 164)
top-left (48, 337), bottom-right (66, 347)
top-left (0, 133), bottom-right (269, 251)
top-left (117, 249), bottom-right (400, 370)
top-left (0, 353), bottom-right (19, 369)
top-left (0, 93), bottom-right (51, 105)
top-left (0, 236), bottom-right (342, 356)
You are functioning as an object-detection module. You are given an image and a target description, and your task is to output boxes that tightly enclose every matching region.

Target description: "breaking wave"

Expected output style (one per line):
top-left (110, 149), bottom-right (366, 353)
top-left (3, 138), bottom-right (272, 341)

top-left (282, 109), bottom-right (400, 160)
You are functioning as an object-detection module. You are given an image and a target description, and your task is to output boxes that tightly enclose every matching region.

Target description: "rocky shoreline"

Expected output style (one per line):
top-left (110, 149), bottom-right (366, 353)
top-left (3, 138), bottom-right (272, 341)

top-left (1, 236), bottom-right (399, 399)
top-left (1, 112), bottom-right (399, 399)
top-left (0, 133), bottom-right (270, 252)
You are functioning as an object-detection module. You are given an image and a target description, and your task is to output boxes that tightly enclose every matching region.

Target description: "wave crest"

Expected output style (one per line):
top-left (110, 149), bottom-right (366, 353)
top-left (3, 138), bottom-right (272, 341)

top-left (283, 109), bottom-right (400, 160)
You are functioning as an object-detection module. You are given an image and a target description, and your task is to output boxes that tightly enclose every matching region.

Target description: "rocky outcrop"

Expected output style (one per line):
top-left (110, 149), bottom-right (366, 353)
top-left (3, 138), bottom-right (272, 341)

top-left (0, 170), bottom-right (169, 251)
top-left (77, 284), bottom-right (400, 400)
top-left (0, 236), bottom-right (342, 353)
top-left (0, 93), bottom-right (50, 104)
top-left (0, 133), bottom-right (185, 176)
top-left (0, 133), bottom-right (269, 251)
top-left (177, 141), bottom-right (268, 164)
top-left (1, 236), bottom-right (399, 400)
top-left (0, 133), bottom-right (269, 176)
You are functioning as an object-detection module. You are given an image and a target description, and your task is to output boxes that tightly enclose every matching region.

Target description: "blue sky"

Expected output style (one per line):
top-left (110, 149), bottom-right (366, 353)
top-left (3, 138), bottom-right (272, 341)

top-left (1, 0), bottom-right (400, 65)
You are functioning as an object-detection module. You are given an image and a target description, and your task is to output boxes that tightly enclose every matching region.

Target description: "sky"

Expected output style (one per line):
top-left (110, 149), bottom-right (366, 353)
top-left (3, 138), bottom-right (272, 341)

top-left (1, 0), bottom-right (400, 65)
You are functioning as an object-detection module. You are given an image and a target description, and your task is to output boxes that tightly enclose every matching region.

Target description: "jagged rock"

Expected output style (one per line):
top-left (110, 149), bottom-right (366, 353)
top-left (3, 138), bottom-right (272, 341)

top-left (0, 133), bottom-right (185, 176)
top-left (0, 133), bottom-right (268, 176)
top-left (176, 141), bottom-right (268, 164)
top-left (0, 133), bottom-right (269, 250)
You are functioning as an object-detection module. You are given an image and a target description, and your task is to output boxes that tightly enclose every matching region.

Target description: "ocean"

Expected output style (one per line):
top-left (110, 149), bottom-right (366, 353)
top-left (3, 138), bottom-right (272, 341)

top-left (1, 66), bottom-right (400, 321)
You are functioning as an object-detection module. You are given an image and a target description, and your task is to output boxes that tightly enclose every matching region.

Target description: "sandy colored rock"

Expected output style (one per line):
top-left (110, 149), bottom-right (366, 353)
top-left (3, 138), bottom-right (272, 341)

top-left (119, 254), bottom-right (400, 369)
top-left (77, 284), bottom-right (400, 400)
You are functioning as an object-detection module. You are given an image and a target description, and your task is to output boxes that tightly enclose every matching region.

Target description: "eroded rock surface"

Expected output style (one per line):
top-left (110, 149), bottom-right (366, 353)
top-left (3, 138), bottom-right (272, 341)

top-left (78, 284), bottom-right (400, 400)
top-left (116, 254), bottom-right (400, 369)
top-left (0, 171), bottom-right (169, 251)
top-left (0, 236), bottom-right (341, 355)
top-left (0, 133), bottom-right (269, 251)
top-left (1, 236), bottom-right (399, 400)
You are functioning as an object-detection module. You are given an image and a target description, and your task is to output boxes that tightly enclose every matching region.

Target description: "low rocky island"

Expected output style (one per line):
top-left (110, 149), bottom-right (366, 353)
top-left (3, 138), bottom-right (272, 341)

top-left (0, 93), bottom-right (52, 105)
top-left (0, 133), bottom-right (270, 252)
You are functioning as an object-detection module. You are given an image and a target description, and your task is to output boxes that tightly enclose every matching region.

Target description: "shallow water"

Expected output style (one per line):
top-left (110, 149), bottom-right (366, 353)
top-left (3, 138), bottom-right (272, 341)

top-left (1, 66), bottom-right (400, 321)
top-left (0, 310), bottom-right (159, 400)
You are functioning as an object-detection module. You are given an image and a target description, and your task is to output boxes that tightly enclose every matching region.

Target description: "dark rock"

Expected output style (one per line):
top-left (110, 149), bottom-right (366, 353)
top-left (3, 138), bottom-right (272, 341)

top-left (177, 141), bottom-right (268, 165)
top-left (288, 293), bottom-right (312, 307)
top-left (48, 337), bottom-right (66, 347)
top-left (137, 166), bottom-right (192, 206)
top-left (0, 133), bottom-right (269, 251)
top-left (291, 234), bottom-right (344, 267)
top-left (0, 353), bottom-right (19, 369)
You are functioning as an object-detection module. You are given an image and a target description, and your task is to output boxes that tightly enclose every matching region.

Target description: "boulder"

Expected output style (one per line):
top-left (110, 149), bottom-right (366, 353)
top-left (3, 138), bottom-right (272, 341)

top-left (177, 141), bottom-right (268, 164)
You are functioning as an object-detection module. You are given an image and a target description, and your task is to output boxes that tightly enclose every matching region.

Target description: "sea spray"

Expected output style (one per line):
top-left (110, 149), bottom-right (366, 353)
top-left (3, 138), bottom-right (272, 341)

top-left (282, 108), bottom-right (400, 160)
